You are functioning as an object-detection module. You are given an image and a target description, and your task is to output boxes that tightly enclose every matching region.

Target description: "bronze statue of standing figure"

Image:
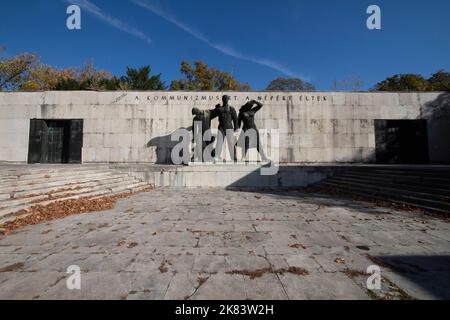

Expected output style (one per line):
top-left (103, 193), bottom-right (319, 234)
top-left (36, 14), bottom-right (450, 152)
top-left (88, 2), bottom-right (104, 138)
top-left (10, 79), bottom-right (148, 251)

top-left (191, 107), bottom-right (217, 162)
top-left (238, 100), bottom-right (268, 161)
top-left (214, 95), bottom-right (238, 161)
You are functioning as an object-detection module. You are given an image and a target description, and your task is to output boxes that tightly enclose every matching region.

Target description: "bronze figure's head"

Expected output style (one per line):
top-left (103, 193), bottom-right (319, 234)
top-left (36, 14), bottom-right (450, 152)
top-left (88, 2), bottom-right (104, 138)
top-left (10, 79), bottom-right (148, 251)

top-left (222, 95), bottom-right (231, 105)
top-left (192, 107), bottom-right (201, 116)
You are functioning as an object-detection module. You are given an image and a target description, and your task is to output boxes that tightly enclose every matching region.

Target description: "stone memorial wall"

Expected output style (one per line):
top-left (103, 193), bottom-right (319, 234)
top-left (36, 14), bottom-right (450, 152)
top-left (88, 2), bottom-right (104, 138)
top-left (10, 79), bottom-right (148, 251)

top-left (0, 91), bottom-right (448, 164)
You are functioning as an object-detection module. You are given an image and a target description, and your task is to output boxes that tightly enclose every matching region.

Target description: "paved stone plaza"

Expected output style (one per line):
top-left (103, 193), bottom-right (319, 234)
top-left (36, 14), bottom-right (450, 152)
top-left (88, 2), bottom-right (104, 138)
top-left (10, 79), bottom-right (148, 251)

top-left (0, 188), bottom-right (449, 300)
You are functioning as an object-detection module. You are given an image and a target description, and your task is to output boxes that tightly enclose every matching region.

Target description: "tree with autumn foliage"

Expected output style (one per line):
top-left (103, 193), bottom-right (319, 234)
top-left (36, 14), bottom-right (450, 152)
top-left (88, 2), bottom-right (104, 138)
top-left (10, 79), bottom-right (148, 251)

top-left (0, 52), bottom-right (39, 90)
top-left (0, 50), bottom-right (111, 91)
top-left (170, 60), bottom-right (251, 91)
top-left (53, 61), bottom-right (112, 91)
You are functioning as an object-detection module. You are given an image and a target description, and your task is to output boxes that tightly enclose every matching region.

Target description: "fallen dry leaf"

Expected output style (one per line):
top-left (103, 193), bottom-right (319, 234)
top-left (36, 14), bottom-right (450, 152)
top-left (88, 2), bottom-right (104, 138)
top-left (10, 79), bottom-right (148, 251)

top-left (342, 268), bottom-right (369, 278)
top-left (289, 243), bottom-right (306, 249)
top-left (159, 262), bottom-right (169, 273)
top-left (0, 262), bottom-right (24, 272)
top-left (127, 242), bottom-right (138, 248)
top-left (334, 257), bottom-right (346, 264)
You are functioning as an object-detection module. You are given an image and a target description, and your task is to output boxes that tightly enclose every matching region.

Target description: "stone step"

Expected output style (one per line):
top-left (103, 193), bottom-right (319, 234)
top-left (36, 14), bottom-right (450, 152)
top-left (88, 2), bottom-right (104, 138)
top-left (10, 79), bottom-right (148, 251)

top-left (0, 168), bottom-right (113, 185)
top-left (93, 182), bottom-right (151, 197)
top-left (0, 182), bottom-right (151, 226)
top-left (0, 171), bottom-right (120, 192)
top-left (344, 167), bottom-right (450, 177)
top-left (325, 178), bottom-right (450, 204)
top-left (338, 172), bottom-right (450, 189)
top-left (0, 172), bottom-right (131, 195)
top-left (322, 181), bottom-right (450, 213)
top-left (0, 176), bottom-right (140, 209)
top-left (0, 165), bottom-right (110, 178)
top-left (46, 180), bottom-right (150, 202)
top-left (339, 169), bottom-right (450, 182)
top-left (0, 168), bottom-right (112, 182)
top-left (340, 170), bottom-right (450, 183)
top-left (328, 175), bottom-right (450, 197)
top-left (321, 182), bottom-right (450, 215)
top-left (0, 181), bottom-right (151, 218)
top-left (0, 177), bottom-right (18, 182)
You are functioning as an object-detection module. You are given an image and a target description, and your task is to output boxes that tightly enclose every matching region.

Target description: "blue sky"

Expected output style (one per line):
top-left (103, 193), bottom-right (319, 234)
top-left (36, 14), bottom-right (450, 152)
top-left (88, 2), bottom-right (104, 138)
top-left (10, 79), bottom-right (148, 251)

top-left (1, 0), bottom-right (449, 90)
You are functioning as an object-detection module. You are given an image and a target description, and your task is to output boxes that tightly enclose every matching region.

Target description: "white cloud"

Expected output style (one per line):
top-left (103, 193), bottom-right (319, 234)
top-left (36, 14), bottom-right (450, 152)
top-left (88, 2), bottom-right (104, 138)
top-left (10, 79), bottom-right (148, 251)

top-left (65, 0), bottom-right (152, 44)
top-left (131, 0), bottom-right (301, 78)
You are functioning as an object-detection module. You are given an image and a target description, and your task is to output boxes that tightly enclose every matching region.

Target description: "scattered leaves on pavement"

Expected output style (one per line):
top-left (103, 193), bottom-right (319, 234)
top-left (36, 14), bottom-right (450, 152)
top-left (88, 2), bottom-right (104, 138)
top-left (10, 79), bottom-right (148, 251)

top-left (226, 266), bottom-right (309, 279)
top-left (341, 268), bottom-right (369, 278)
top-left (301, 185), bottom-right (449, 221)
top-left (0, 187), bottom-right (153, 235)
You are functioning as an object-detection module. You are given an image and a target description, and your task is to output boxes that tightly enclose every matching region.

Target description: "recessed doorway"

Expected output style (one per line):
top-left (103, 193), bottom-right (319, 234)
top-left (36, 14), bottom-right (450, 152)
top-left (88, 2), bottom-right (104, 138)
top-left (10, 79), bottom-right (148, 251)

top-left (28, 119), bottom-right (83, 164)
top-left (374, 120), bottom-right (429, 164)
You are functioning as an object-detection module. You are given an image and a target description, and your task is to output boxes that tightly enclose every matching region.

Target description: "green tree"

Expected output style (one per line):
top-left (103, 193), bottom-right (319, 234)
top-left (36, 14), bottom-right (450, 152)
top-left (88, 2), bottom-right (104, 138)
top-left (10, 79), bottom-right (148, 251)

top-left (97, 77), bottom-right (123, 90)
top-left (120, 66), bottom-right (166, 90)
top-left (428, 70), bottom-right (450, 91)
top-left (373, 74), bottom-right (430, 91)
top-left (170, 60), bottom-right (251, 91)
top-left (53, 65), bottom-right (165, 91)
top-left (266, 77), bottom-right (315, 91)
top-left (54, 78), bottom-right (92, 90)
top-left (53, 61), bottom-right (111, 91)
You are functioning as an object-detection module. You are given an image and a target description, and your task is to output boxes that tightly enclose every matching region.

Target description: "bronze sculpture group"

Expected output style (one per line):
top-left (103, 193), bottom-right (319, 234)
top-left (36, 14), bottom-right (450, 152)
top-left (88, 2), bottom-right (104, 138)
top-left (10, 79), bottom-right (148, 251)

top-left (191, 95), bottom-right (267, 162)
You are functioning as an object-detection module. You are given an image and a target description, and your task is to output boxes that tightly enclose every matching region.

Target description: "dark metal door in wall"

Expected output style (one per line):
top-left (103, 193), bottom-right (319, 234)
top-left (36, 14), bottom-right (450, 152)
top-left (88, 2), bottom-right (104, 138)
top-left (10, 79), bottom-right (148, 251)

top-left (28, 119), bottom-right (45, 164)
top-left (28, 119), bottom-right (83, 164)
top-left (46, 121), bottom-right (66, 163)
top-left (375, 120), bottom-right (429, 164)
top-left (69, 120), bottom-right (83, 164)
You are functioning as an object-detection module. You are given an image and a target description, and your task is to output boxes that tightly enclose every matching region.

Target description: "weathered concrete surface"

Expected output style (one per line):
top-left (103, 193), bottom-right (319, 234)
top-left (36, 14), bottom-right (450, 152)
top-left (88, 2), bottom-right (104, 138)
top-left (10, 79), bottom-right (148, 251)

top-left (112, 163), bottom-right (338, 187)
top-left (1, 91), bottom-right (448, 164)
top-left (0, 188), bottom-right (449, 300)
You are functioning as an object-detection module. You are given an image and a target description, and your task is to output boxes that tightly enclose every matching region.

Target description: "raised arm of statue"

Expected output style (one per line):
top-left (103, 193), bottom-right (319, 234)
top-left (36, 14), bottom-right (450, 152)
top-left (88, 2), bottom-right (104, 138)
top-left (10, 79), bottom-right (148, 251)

top-left (251, 100), bottom-right (263, 113)
top-left (210, 107), bottom-right (219, 120)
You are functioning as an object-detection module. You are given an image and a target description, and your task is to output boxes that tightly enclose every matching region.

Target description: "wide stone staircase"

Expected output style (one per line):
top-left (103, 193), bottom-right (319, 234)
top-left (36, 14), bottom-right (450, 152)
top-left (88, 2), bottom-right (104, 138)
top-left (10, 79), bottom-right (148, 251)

top-left (314, 166), bottom-right (450, 215)
top-left (0, 165), bottom-right (152, 219)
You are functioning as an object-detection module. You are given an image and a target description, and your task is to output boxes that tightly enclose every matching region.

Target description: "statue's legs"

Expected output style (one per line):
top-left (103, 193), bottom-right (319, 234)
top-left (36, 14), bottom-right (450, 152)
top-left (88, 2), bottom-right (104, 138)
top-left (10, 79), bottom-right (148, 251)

top-left (243, 129), bottom-right (268, 161)
top-left (215, 128), bottom-right (236, 161)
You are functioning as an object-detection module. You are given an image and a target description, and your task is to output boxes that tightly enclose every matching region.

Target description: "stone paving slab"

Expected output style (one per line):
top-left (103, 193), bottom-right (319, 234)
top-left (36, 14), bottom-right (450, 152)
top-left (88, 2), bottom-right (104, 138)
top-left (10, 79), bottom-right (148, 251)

top-left (0, 188), bottom-right (449, 300)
